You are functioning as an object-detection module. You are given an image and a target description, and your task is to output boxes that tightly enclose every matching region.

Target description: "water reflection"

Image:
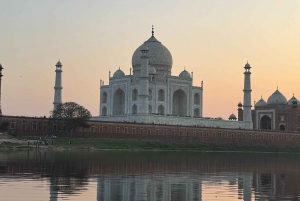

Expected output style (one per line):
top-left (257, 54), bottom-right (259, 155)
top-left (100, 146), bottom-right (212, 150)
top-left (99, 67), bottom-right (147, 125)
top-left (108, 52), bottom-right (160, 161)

top-left (0, 150), bottom-right (300, 201)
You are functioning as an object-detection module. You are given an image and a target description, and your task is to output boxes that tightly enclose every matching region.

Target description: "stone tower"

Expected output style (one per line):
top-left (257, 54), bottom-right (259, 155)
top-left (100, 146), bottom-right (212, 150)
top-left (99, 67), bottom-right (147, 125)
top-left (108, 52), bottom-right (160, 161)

top-left (243, 62), bottom-right (252, 126)
top-left (53, 60), bottom-right (63, 111)
top-left (0, 64), bottom-right (3, 115)
top-left (237, 102), bottom-right (243, 121)
top-left (138, 43), bottom-right (149, 115)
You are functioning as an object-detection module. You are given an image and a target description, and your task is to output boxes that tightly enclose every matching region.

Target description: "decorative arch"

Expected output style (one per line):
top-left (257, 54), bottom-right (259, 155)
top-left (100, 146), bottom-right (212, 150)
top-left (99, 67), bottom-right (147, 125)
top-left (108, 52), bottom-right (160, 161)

top-left (194, 108), bottom-right (200, 117)
top-left (113, 88), bottom-right (125, 115)
top-left (102, 107), bottom-right (107, 116)
top-left (194, 93), bottom-right (200, 105)
top-left (172, 89), bottom-right (187, 116)
top-left (280, 124), bottom-right (286, 131)
top-left (102, 92), bottom-right (107, 103)
top-left (132, 104), bottom-right (137, 114)
top-left (148, 89), bottom-right (152, 101)
top-left (260, 115), bottom-right (272, 130)
top-left (158, 105), bottom-right (164, 115)
top-left (132, 89), bottom-right (138, 101)
top-left (158, 89), bottom-right (165, 101)
top-left (149, 105), bottom-right (152, 114)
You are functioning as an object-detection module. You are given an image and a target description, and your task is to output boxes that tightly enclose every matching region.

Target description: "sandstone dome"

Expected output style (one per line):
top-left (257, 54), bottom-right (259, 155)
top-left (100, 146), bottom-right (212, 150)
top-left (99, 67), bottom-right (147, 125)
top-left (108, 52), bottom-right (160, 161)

top-left (132, 35), bottom-right (172, 73)
top-left (287, 95), bottom-right (299, 105)
top-left (267, 89), bottom-right (287, 105)
top-left (113, 69), bottom-right (125, 78)
top-left (179, 70), bottom-right (191, 79)
top-left (255, 98), bottom-right (267, 107)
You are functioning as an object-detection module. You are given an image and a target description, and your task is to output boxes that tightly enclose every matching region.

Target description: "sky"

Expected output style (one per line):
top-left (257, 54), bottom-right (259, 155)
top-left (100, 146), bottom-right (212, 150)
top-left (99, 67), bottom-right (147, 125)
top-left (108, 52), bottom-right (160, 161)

top-left (0, 0), bottom-right (300, 118)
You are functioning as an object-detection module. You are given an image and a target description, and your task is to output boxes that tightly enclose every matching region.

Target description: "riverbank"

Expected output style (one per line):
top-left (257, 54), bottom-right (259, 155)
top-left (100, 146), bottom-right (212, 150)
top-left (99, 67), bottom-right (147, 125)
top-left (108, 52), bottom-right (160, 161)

top-left (1, 137), bottom-right (300, 153)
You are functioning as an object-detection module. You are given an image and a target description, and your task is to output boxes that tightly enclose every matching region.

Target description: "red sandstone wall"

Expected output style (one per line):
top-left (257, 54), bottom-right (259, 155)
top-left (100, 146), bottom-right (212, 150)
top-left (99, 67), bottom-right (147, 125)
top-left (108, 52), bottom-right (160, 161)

top-left (1, 115), bottom-right (300, 147)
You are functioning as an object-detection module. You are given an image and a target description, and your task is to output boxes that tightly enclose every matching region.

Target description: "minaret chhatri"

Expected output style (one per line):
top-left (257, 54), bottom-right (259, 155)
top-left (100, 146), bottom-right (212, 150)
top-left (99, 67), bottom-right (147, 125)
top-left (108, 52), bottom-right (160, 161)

top-left (53, 60), bottom-right (63, 111)
top-left (243, 62), bottom-right (252, 127)
top-left (138, 42), bottom-right (150, 115)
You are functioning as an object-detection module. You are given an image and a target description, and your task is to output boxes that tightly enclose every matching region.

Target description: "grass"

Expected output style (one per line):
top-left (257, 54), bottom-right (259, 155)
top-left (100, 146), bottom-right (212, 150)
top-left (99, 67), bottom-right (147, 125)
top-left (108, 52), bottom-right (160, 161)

top-left (2, 137), bottom-right (300, 153)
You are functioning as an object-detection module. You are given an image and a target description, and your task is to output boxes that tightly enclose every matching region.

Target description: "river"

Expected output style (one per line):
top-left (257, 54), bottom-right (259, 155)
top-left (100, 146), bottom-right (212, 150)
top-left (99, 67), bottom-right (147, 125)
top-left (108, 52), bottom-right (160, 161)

top-left (0, 150), bottom-right (300, 201)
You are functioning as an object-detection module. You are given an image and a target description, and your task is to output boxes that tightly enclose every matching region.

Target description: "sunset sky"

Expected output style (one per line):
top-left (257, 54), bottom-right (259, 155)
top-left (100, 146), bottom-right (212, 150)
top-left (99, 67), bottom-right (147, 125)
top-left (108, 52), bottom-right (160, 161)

top-left (1, 0), bottom-right (300, 118)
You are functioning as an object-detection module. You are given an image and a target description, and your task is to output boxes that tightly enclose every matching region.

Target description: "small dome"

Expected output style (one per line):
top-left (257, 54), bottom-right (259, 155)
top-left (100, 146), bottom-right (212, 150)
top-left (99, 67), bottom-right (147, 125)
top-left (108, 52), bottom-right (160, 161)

top-left (148, 65), bottom-right (156, 75)
top-left (245, 62), bottom-right (250, 68)
top-left (179, 70), bottom-right (191, 79)
top-left (228, 113), bottom-right (237, 120)
top-left (267, 89), bottom-right (287, 105)
top-left (255, 98), bottom-right (267, 107)
top-left (56, 61), bottom-right (62, 66)
top-left (113, 69), bottom-right (125, 78)
top-left (237, 102), bottom-right (243, 107)
top-left (287, 95), bottom-right (299, 105)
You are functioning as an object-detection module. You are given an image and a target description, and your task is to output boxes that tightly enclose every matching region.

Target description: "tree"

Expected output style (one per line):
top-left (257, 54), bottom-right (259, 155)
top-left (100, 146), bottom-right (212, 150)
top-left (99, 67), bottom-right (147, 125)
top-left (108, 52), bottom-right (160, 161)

top-left (50, 102), bottom-right (92, 136)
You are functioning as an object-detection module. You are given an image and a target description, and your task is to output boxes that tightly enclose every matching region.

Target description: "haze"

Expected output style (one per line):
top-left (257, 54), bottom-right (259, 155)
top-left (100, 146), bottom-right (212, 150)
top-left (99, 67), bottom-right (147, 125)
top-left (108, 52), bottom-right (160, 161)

top-left (1, 0), bottom-right (299, 118)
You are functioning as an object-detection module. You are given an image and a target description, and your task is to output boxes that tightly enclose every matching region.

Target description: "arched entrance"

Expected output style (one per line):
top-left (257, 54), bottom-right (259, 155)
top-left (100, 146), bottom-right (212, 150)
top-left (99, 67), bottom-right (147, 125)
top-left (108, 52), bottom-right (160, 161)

top-left (158, 105), bottom-right (164, 115)
top-left (113, 89), bottom-right (125, 115)
top-left (148, 105), bottom-right (152, 114)
top-left (102, 107), bottom-right (107, 116)
top-left (194, 108), bottom-right (200, 117)
top-left (132, 104), bottom-right (137, 114)
top-left (132, 89), bottom-right (138, 101)
top-left (158, 89), bottom-right (165, 101)
top-left (280, 124), bottom-right (286, 131)
top-left (172, 89), bottom-right (187, 116)
top-left (260, 115), bottom-right (272, 130)
top-left (102, 92), bottom-right (107, 103)
top-left (194, 93), bottom-right (200, 105)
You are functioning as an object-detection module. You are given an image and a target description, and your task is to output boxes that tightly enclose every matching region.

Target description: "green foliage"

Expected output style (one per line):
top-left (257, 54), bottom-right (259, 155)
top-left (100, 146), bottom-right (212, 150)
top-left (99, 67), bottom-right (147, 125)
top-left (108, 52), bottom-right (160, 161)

top-left (50, 102), bottom-right (92, 134)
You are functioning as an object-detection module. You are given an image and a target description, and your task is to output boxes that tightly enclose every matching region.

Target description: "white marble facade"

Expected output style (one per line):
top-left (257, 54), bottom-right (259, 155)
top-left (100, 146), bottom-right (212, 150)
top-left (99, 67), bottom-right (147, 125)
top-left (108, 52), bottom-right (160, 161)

top-left (99, 31), bottom-right (203, 119)
top-left (94, 29), bottom-right (252, 130)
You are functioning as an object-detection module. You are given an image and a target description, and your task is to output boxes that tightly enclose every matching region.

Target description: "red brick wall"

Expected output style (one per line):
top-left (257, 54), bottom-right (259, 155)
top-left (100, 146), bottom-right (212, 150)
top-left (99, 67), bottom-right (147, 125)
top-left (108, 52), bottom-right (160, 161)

top-left (1, 115), bottom-right (300, 147)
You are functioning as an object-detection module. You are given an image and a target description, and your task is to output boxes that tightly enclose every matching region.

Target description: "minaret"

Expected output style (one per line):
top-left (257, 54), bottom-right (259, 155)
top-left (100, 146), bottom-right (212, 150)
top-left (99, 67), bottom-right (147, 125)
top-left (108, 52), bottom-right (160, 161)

top-left (243, 62), bottom-right (252, 127)
top-left (0, 64), bottom-right (3, 115)
top-left (53, 60), bottom-right (63, 111)
top-left (138, 43), bottom-right (149, 115)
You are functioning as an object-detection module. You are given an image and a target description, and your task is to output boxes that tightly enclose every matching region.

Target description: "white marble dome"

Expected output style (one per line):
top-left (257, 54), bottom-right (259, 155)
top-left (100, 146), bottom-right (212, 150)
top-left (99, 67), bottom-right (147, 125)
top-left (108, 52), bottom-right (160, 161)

top-left (228, 113), bottom-right (237, 119)
top-left (267, 89), bottom-right (287, 105)
top-left (255, 98), bottom-right (267, 107)
top-left (287, 95), bottom-right (299, 105)
top-left (148, 65), bottom-right (156, 75)
top-left (113, 69), bottom-right (125, 78)
top-left (179, 70), bottom-right (191, 79)
top-left (132, 36), bottom-right (172, 73)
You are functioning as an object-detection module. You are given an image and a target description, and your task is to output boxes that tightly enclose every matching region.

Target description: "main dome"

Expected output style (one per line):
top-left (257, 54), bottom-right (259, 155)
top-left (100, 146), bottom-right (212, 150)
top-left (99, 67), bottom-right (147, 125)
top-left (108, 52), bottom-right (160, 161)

top-left (132, 35), bottom-right (172, 73)
top-left (267, 89), bottom-right (287, 105)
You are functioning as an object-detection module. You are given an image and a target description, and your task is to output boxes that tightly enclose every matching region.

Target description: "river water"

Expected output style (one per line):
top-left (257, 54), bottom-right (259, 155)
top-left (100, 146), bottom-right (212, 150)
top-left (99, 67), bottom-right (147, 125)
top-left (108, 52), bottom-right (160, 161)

top-left (0, 150), bottom-right (300, 201)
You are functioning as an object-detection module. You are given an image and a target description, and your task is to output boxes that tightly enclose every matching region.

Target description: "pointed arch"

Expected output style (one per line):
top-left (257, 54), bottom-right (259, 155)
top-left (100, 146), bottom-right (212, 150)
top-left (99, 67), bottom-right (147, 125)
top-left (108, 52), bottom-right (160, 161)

top-left (158, 105), bottom-right (164, 115)
top-left (132, 104), bottom-right (137, 114)
top-left (132, 89), bottom-right (138, 101)
top-left (172, 89), bottom-right (187, 116)
top-left (102, 92), bottom-right (107, 103)
top-left (194, 108), bottom-right (200, 117)
top-left (194, 93), bottom-right (200, 105)
top-left (149, 105), bottom-right (152, 114)
top-left (113, 89), bottom-right (125, 115)
top-left (260, 115), bottom-right (271, 130)
top-left (148, 89), bottom-right (152, 101)
top-left (158, 89), bottom-right (165, 101)
top-left (102, 107), bottom-right (107, 116)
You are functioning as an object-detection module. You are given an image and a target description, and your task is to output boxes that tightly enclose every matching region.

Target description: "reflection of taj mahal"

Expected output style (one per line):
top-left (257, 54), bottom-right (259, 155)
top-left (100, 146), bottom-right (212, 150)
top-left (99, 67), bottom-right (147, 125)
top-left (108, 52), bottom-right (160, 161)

top-left (92, 28), bottom-right (253, 129)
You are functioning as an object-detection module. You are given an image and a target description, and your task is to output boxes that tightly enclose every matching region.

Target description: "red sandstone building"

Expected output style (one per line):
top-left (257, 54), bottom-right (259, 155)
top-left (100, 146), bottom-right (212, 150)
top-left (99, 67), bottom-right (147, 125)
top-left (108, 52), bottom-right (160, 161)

top-left (237, 89), bottom-right (300, 131)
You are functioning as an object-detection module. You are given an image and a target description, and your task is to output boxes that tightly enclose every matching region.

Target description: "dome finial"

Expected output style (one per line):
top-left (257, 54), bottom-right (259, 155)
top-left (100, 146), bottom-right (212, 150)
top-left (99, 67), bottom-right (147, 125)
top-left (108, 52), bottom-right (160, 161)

top-left (152, 25), bottom-right (154, 36)
top-left (277, 86), bottom-right (278, 90)
top-left (119, 66), bottom-right (120, 70)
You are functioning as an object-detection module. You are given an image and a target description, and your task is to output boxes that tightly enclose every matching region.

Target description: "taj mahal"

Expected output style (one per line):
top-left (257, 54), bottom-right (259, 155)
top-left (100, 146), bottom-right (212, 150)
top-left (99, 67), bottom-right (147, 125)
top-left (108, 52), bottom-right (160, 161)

top-left (52, 28), bottom-right (253, 129)
top-left (84, 28), bottom-right (253, 129)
